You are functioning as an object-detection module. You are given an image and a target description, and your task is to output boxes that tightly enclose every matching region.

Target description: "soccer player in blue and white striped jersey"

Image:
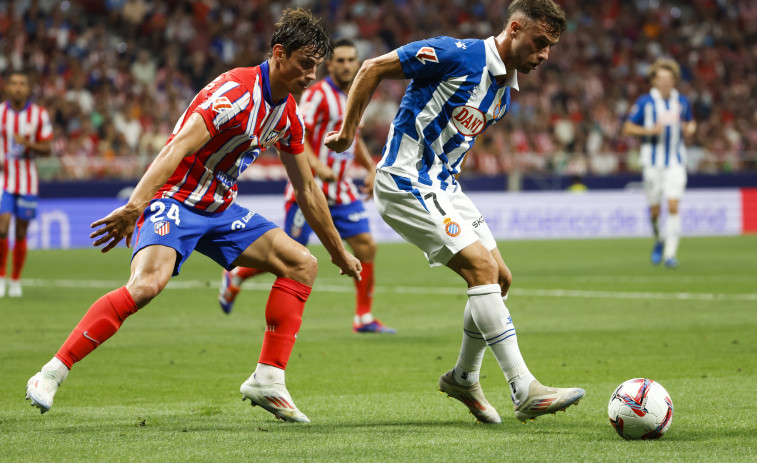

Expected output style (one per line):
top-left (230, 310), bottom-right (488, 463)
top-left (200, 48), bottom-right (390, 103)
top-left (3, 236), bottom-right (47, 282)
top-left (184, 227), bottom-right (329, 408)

top-left (326, 0), bottom-right (585, 424)
top-left (623, 58), bottom-right (696, 268)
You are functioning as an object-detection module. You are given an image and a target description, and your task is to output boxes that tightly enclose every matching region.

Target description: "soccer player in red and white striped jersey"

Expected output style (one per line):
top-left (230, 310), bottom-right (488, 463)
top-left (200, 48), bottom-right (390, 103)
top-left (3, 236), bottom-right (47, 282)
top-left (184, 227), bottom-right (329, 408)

top-left (0, 69), bottom-right (52, 298)
top-left (219, 39), bottom-right (394, 333)
top-left (25, 9), bottom-right (361, 423)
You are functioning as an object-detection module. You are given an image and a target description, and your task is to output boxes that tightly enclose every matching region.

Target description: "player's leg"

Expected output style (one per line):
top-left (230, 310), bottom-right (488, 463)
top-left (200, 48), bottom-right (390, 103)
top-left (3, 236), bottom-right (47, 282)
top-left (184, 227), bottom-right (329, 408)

top-left (644, 167), bottom-right (664, 265)
top-left (231, 228), bottom-right (316, 422)
top-left (374, 172), bottom-right (500, 421)
top-left (8, 217), bottom-right (30, 297)
top-left (0, 213), bottom-right (9, 298)
top-left (26, 245), bottom-right (176, 413)
top-left (337, 199), bottom-right (395, 333)
top-left (662, 166), bottom-right (686, 268)
top-left (0, 192), bottom-right (13, 297)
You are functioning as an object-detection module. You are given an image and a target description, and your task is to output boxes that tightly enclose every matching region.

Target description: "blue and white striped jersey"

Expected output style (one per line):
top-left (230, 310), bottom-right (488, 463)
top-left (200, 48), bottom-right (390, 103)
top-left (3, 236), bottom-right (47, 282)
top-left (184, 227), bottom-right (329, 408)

top-left (377, 36), bottom-right (518, 191)
top-left (627, 87), bottom-right (693, 168)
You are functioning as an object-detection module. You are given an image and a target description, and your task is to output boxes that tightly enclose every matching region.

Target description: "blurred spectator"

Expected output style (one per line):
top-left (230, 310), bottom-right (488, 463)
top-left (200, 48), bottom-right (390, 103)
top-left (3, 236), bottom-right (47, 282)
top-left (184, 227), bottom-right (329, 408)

top-left (0, 0), bottom-right (754, 181)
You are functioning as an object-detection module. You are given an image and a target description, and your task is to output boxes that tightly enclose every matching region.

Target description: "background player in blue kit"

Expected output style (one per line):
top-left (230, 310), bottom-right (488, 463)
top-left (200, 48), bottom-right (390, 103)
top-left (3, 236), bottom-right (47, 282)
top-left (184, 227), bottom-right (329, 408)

top-left (623, 57), bottom-right (696, 268)
top-left (326, 0), bottom-right (585, 423)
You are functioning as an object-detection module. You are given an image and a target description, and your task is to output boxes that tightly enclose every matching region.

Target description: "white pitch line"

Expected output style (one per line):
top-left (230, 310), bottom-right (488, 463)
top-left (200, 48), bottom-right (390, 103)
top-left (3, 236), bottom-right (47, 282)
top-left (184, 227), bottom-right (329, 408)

top-left (20, 278), bottom-right (757, 302)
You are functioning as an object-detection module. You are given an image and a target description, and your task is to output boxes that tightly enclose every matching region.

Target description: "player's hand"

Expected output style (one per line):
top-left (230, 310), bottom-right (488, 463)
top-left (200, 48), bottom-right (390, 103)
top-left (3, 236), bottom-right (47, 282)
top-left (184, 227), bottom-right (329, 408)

top-left (324, 131), bottom-right (354, 153)
top-left (14, 134), bottom-right (28, 147)
top-left (331, 249), bottom-right (362, 281)
top-left (648, 123), bottom-right (664, 136)
top-left (360, 169), bottom-right (375, 199)
top-left (90, 204), bottom-right (141, 253)
top-left (315, 164), bottom-right (336, 182)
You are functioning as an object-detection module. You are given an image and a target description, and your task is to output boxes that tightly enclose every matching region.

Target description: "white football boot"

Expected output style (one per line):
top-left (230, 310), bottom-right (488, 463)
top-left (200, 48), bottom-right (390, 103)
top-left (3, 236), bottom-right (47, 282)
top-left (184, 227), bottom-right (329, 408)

top-left (240, 374), bottom-right (310, 423)
top-left (26, 372), bottom-right (63, 413)
top-left (513, 379), bottom-right (585, 422)
top-left (438, 370), bottom-right (502, 424)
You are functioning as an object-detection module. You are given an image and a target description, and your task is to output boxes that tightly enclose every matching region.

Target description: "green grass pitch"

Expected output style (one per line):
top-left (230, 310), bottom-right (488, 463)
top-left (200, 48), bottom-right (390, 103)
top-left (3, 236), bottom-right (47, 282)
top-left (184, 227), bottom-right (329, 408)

top-left (1, 236), bottom-right (756, 462)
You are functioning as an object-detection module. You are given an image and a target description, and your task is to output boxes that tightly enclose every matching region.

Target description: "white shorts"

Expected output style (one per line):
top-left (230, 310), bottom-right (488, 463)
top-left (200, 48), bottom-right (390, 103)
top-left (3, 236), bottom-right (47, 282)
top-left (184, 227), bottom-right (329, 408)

top-left (643, 165), bottom-right (687, 206)
top-left (374, 170), bottom-right (496, 266)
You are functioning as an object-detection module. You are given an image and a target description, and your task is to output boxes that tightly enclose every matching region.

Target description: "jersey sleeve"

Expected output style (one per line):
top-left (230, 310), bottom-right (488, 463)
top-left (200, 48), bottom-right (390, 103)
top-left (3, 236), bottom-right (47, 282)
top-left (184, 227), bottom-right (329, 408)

top-left (626, 96), bottom-right (647, 125)
top-left (299, 87), bottom-right (323, 133)
top-left (193, 78), bottom-right (252, 138)
top-left (276, 101), bottom-right (305, 155)
top-left (397, 36), bottom-right (466, 80)
top-left (35, 107), bottom-right (53, 142)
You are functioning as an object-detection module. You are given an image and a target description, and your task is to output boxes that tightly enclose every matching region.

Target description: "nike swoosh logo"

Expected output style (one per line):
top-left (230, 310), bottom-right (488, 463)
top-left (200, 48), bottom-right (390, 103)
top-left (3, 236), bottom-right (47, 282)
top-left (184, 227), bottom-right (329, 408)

top-left (83, 331), bottom-right (101, 344)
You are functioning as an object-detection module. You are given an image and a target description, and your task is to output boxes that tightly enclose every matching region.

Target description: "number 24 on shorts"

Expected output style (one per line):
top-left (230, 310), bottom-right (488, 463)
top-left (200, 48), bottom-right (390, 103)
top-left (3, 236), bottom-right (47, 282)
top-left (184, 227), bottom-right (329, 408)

top-left (149, 201), bottom-right (181, 225)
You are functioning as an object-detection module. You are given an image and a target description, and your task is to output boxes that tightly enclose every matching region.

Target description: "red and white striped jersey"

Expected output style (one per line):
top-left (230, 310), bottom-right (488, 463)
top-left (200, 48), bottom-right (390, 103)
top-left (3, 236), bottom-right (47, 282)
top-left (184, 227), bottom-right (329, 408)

top-left (157, 61), bottom-right (305, 213)
top-left (284, 77), bottom-right (359, 205)
top-left (0, 101), bottom-right (52, 195)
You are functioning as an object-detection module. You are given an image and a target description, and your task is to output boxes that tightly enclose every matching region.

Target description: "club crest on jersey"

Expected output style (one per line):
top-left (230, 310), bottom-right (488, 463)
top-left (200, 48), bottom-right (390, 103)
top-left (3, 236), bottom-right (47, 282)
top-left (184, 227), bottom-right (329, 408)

top-left (493, 100), bottom-right (507, 119)
top-left (451, 105), bottom-right (486, 137)
top-left (443, 217), bottom-right (461, 237)
top-left (211, 96), bottom-right (234, 114)
top-left (415, 47), bottom-right (439, 65)
top-left (154, 221), bottom-right (170, 236)
top-left (262, 130), bottom-right (280, 148)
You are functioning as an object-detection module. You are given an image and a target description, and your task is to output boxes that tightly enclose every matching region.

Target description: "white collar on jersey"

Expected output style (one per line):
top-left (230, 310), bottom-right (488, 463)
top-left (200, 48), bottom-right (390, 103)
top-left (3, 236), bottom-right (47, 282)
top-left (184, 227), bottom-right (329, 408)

top-left (485, 36), bottom-right (519, 90)
top-left (650, 87), bottom-right (679, 103)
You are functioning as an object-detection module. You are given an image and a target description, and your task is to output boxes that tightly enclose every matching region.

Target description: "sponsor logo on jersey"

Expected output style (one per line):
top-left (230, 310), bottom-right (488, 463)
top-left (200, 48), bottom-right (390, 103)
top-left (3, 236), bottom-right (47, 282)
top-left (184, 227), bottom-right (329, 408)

top-left (415, 47), bottom-right (439, 64)
top-left (348, 211), bottom-right (369, 222)
top-left (455, 40), bottom-right (467, 50)
top-left (451, 105), bottom-right (486, 137)
top-left (211, 96), bottom-right (234, 114)
top-left (472, 216), bottom-right (485, 228)
top-left (443, 217), bottom-right (461, 237)
top-left (154, 221), bottom-right (170, 236)
top-left (215, 169), bottom-right (236, 190)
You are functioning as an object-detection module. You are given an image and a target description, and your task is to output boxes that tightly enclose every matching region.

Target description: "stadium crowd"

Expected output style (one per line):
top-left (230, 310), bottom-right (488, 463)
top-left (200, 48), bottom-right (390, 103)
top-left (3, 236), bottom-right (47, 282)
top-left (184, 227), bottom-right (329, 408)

top-left (1, 0), bottom-right (755, 181)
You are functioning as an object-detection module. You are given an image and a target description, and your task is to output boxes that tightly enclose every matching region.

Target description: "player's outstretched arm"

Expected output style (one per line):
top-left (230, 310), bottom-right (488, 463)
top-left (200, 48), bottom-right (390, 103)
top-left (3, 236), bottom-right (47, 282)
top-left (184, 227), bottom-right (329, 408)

top-left (622, 120), bottom-right (663, 137)
top-left (324, 51), bottom-right (405, 153)
top-left (280, 150), bottom-right (362, 280)
top-left (90, 113), bottom-right (211, 252)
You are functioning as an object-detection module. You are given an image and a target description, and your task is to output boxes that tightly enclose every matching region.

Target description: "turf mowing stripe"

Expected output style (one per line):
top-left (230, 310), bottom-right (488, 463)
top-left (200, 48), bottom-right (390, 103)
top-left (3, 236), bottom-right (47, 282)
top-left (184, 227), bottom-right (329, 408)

top-left (21, 278), bottom-right (757, 302)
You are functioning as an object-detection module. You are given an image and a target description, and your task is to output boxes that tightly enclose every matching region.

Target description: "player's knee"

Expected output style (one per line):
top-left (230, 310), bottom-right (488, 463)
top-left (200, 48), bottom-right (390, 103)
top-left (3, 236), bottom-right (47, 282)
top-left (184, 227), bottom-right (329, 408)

top-left (289, 249), bottom-right (318, 286)
top-left (126, 278), bottom-right (167, 308)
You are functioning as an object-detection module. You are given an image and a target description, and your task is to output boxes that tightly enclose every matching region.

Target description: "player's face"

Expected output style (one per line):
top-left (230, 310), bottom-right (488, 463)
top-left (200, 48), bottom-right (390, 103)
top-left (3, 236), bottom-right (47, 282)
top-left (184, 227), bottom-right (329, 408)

top-left (327, 45), bottom-right (359, 88)
top-left (6, 74), bottom-right (30, 105)
top-left (652, 69), bottom-right (676, 96)
top-left (278, 47), bottom-right (324, 95)
top-left (509, 19), bottom-right (560, 74)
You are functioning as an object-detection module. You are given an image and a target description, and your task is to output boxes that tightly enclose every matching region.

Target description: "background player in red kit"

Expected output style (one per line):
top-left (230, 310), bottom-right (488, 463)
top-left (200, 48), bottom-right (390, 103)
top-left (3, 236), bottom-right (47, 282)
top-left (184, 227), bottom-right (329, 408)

top-left (25, 9), bottom-right (361, 423)
top-left (218, 38), bottom-right (394, 333)
top-left (0, 69), bottom-right (53, 298)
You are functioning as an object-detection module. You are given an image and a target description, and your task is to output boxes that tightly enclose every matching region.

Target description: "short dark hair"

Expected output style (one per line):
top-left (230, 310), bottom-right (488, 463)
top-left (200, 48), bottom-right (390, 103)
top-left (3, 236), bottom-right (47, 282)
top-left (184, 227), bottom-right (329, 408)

top-left (4, 68), bottom-right (29, 80)
top-left (270, 8), bottom-right (333, 60)
top-left (332, 37), bottom-right (356, 50)
top-left (506, 0), bottom-right (567, 36)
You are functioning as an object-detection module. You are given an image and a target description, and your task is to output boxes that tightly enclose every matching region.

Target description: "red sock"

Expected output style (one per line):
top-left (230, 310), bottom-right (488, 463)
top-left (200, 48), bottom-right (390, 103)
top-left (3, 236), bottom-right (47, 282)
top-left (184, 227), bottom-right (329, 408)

top-left (354, 261), bottom-right (374, 317)
top-left (55, 287), bottom-right (139, 369)
top-left (0, 237), bottom-right (7, 277)
top-left (11, 238), bottom-right (27, 280)
top-left (233, 266), bottom-right (265, 281)
top-left (258, 277), bottom-right (311, 369)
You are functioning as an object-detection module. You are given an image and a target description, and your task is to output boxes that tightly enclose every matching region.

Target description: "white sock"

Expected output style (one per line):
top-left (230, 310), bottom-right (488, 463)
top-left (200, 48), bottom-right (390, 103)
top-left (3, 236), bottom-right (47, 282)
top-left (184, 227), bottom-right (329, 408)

top-left (664, 213), bottom-right (681, 259)
top-left (41, 357), bottom-right (69, 384)
top-left (453, 301), bottom-right (485, 386)
top-left (354, 312), bottom-right (374, 325)
top-left (254, 363), bottom-right (285, 385)
top-left (467, 284), bottom-right (535, 404)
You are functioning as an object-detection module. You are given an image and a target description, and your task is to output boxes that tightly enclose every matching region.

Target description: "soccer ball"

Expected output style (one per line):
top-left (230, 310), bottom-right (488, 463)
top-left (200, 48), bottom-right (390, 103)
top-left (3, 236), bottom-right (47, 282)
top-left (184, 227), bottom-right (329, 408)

top-left (607, 378), bottom-right (674, 440)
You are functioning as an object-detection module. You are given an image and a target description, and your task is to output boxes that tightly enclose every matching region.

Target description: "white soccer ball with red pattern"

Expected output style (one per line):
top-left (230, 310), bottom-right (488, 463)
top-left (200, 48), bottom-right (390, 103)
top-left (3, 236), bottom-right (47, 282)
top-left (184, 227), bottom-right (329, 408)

top-left (607, 378), bottom-right (674, 440)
